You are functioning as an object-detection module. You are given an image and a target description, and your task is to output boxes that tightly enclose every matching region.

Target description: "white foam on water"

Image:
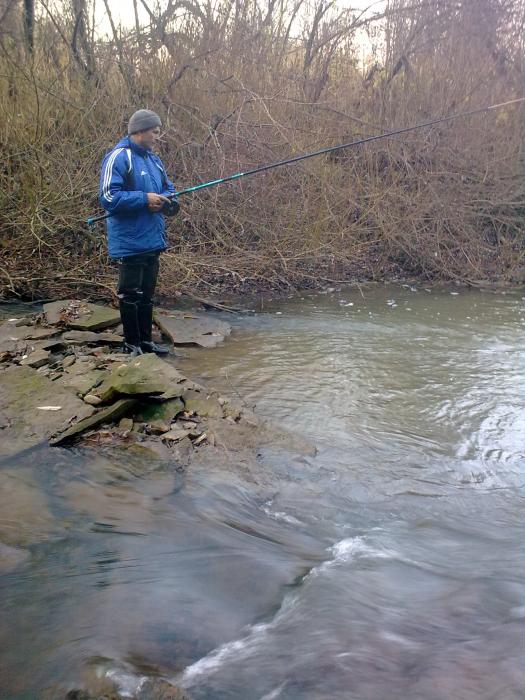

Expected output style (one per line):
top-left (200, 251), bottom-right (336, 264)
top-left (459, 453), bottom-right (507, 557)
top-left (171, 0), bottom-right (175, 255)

top-left (262, 504), bottom-right (302, 525)
top-left (259, 682), bottom-right (287, 699)
top-left (310, 536), bottom-right (395, 578)
top-left (182, 594), bottom-right (301, 684)
top-left (181, 537), bottom-right (393, 686)
top-left (104, 669), bottom-right (146, 697)
top-left (181, 622), bottom-right (271, 684)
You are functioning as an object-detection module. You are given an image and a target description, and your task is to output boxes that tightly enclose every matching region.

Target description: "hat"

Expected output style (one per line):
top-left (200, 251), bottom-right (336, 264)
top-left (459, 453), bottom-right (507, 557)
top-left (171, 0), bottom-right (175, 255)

top-left (128, 109), bottom-right (162, 135)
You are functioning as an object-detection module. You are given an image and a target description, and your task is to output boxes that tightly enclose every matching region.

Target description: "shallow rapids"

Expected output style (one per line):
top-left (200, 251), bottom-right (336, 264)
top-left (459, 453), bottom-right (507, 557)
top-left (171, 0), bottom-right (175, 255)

top-left (1, 284), bottom-right (525, 699)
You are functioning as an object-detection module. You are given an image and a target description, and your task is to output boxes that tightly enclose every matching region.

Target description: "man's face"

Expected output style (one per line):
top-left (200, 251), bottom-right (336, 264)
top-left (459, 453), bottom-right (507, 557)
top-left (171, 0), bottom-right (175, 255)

top-left (134, 126), bottom-right (161, 151)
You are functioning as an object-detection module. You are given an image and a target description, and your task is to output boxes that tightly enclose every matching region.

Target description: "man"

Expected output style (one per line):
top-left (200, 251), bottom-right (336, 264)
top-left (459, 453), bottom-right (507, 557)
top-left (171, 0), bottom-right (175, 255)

top-left (99, 109), bottom-right (179, 356)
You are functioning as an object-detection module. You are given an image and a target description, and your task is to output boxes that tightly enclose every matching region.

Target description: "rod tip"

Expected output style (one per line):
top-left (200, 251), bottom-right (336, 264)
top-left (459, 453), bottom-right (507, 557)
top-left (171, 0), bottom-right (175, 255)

top-left (86, 218), bottom-right (94, 226)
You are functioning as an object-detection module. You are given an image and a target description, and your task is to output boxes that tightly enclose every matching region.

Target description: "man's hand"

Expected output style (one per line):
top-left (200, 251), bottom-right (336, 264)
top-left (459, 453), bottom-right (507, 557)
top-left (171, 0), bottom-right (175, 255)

top-left (147, 193), bottom-right (171, 212)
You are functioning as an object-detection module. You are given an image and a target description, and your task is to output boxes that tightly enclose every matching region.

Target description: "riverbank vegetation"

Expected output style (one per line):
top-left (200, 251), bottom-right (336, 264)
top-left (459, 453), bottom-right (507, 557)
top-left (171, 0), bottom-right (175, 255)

top-left (1, 0), bottom-right (525, 300)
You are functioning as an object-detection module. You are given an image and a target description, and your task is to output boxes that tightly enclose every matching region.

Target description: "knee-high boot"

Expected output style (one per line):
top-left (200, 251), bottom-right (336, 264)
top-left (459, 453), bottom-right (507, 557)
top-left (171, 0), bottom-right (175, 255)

top-left (137, 302), bottom-right (169, 354)
top-left (137, 301), bottom-right (153, 343)
top-left (119, 300), bottom-right (143, 354)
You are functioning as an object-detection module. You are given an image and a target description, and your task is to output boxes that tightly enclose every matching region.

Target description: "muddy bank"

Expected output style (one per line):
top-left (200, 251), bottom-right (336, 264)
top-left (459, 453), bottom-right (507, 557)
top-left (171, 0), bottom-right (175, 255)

top-left (0, 299), bottom-right (315, 699)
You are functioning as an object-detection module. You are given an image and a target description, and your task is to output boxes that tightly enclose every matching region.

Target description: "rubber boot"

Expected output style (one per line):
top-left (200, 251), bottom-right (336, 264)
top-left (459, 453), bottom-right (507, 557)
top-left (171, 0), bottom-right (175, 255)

top-left (138, 302), bottom-right (170, 355)
top-left (123, 343), bottom-right (143, 357)
top-left (119, 300), bottom-right (143, 357)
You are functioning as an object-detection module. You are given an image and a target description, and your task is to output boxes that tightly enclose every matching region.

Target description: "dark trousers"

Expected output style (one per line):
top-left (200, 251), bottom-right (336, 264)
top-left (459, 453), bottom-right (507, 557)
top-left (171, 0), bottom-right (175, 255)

top-left (117, 251), bottom-right (160, 346)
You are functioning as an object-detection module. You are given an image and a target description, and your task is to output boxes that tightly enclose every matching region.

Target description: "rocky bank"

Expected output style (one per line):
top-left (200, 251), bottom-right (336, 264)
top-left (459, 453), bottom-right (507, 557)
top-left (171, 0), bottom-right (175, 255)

top-left (0, 299), bottom-right (315, 699)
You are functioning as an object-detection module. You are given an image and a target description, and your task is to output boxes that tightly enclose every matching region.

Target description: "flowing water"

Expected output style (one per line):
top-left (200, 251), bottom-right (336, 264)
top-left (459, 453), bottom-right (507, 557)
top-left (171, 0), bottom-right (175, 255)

top-left (1, 285), bottom-right (525, 699)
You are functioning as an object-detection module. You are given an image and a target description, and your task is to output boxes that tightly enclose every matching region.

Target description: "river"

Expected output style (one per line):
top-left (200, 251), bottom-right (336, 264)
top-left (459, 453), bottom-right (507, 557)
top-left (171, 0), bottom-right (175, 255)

top-left (1, 284), bottom-right (525, 699)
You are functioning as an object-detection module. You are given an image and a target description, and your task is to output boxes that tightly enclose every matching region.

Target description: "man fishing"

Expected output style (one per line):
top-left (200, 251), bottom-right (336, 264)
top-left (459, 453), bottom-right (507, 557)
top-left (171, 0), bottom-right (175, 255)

top-left (99, 108), bottom-right (179, 356)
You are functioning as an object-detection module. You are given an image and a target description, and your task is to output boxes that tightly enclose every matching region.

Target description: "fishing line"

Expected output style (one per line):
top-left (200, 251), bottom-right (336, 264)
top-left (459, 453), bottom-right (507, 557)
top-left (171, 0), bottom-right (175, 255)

top-left (87, 96), bottom-right (525, 226)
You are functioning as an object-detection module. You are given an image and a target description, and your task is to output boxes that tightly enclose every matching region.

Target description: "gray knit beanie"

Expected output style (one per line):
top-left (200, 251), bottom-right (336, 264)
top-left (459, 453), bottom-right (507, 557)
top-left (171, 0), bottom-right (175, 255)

top-left (128, 109), bottom-right (162, 135)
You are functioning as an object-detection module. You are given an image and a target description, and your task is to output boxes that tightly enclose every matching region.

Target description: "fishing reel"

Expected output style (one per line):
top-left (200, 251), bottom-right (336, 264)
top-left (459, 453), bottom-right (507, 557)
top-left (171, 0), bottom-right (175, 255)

top-left (163, 198), bottom-right (180, 217)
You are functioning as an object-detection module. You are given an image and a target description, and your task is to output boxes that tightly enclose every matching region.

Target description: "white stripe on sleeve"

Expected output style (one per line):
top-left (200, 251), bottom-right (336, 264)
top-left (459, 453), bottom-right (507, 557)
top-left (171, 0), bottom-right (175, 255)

top-left (102, 147), bottom-right (124, 202)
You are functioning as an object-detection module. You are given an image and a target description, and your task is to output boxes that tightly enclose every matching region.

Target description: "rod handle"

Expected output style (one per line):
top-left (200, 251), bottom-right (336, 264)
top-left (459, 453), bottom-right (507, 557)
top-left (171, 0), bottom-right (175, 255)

top-left (87, 213), bottom-right (110, 226)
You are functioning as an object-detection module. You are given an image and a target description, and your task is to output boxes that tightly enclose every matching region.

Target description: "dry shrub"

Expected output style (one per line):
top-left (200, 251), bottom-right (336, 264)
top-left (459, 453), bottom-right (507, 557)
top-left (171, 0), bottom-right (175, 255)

top-left (1, 0), bottom-right (525, 300)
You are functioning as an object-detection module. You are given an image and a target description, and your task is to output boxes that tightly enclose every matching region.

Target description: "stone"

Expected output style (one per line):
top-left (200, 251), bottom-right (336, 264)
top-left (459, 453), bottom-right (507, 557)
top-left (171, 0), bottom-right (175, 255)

top-left (0, 365), bottom-right (94, 449)
top-left (62, 330), bottom-right (123, 345)
top-left (64, 678), bottom-right (193, 700)
top-left (182, 389), bottom-right (224, 418)
top-left (14, 317), bottom-right (32, 327)
top-left (20, 348), bottom-right (51, 368)
top-left (65, 689), bottom-right (123, 700)
top-left (43, 300), bottom-right (120, 331)
top-left (168, 436), bottom-right (193, 465)
top-left (83, 394), bottom-right (103, 406)
top-left (105, 353), bottom-right (129, 363)
top-left (95, 353), bottom-right (186, 403)
top-left (40, 336), bottom-right (67, 351)
top-left (221, 397), bottom-right (243, 421)
top-left (50, 398), bottom-right (137, 445)
top-left (174, 419), bottom-right (197, 430)
top-left (64, 480), bottom-right (154, 537)
top-left (62, 354), bottom-right (76, 368)
top-left (148, 419), bottom-right (170, 434)
top-left (27, 327), bottom-right (60, 340)
top-left (137, 678), bottom-right (194, 699)
top-left (118, 417), bottom-right (134, 434)
top-left (134, 398), bottom-right (184, 424)
top-left (0, 351), bottom-right (14, 364)
top-left (65, 359), bottom-right (97, 374)
top-left (153, 309), bottom-right (231, 348)
top-left (0, 470), bottom-right (60, 546)
top-left (0, 319), bottom-right (61, 354)
top-left (162, 428), bottom-right (190, 442)
top-left (86, 346), bottom-right (110, 356)
top-left (0, 542), bottom-right (30, 574)
top-left (59, 369), bottom-right (106, 396)
top-left (124, 439), bottom-right (173, 464)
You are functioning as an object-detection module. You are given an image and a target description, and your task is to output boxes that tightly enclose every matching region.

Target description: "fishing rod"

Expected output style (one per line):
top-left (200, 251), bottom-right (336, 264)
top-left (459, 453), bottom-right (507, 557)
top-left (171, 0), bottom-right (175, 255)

top-left (86, 96), bottom-right (525, 226)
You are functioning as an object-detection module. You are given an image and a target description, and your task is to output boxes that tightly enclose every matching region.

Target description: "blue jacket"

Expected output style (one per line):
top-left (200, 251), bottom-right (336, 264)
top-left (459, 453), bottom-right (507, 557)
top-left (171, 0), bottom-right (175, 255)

top-left (99, 136), bottom-right (176, 258)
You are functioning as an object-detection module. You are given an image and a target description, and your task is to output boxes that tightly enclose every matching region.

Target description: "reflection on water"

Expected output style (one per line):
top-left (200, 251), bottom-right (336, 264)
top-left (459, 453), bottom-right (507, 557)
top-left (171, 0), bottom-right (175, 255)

top-left (2, 285), bottom-right (525, 699)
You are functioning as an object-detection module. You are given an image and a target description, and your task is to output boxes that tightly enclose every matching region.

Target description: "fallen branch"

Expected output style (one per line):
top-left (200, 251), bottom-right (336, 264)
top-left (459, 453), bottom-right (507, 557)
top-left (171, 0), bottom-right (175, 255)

top-left (181, 291), bottom-right (247, 313)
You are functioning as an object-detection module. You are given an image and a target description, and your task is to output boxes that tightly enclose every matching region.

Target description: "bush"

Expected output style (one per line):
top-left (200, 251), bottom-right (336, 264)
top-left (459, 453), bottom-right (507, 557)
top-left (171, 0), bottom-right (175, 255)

top-left (1, 0), bottom-right (525, 299)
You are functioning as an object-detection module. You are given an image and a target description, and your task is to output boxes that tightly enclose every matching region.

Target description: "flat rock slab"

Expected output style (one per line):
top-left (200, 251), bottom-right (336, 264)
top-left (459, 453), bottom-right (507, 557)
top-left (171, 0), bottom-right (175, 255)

top-left (66, 677), bottom-right (193, 700)
top-left (182, 389), bottom-right (225, 418)
top-left (0, 470), bottom-right (60, 546)
top-left (62, 330), bottom-right (123, 345)
top-left (162, 428), bottom-right (191, 442)
top-left (44, 300), bottom-right (120, 331)
top-left (134, 397), bottom-right (184, 424)
top-left (58, 368), bottom-right (107, 397)
top-left (138, 679), bottom-right (194, 699)
top-left (19, 348), bottom-right (51, 368)
top-left (0, 320), bottom-right (59, 343)
top-left (0, 319), bottom-right (61, 354)
top-left (0, 542), bottom-right (30, 574)
top-left (154, 309), bottom-right (231, 348)
top-left (0, 365), bottom-right (94, 447)
top-left (95, 353), bottom-right (188, 403)
top-left (50, 398), bottom-right (137, 445)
